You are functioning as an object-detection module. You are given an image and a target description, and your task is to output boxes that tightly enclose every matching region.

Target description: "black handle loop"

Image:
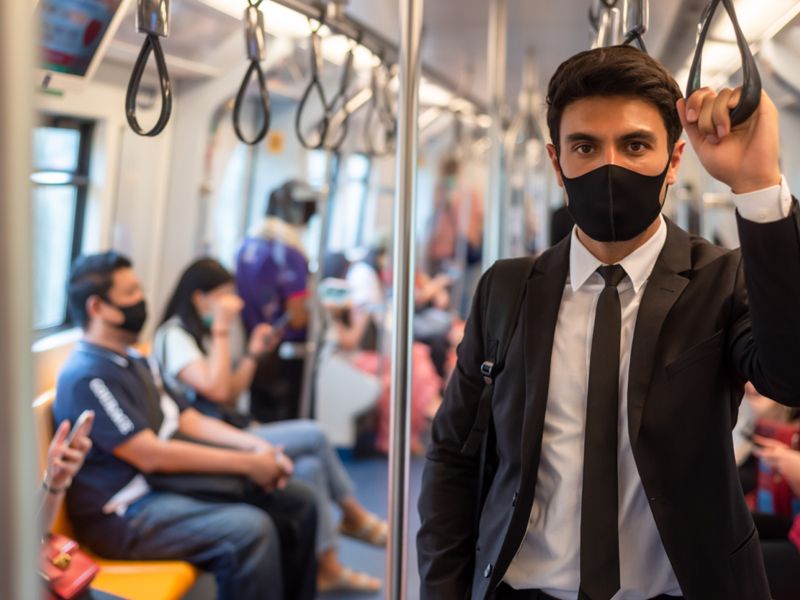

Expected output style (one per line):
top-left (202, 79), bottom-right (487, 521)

top-left (322, 40), bottom-right (357, 152)
top-left (233, 3), bottom-right (271, 146)
top-left (295, 22), bottom-right (330, 150)
top-left (686, 0), bottom-right (762, 127)
top-left (233, 60), bottom-right (272, 145)
top-left (623, 30), bottom-right (648, 53)
top-left (125, 33), bottom-right (172, 137)
top-left (364, 60), bottom-right (397, 157)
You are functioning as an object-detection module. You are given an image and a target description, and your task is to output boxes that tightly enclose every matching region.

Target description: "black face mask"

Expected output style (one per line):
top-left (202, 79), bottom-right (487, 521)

top-left (101, 297), bottom-right (148, 334)
top-left (560, 158), bottom-right (671, 242)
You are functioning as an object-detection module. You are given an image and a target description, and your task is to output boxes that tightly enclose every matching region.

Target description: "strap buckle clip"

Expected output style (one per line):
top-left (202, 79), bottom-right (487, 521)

top-left (480, 360), bottom-right (495, 385)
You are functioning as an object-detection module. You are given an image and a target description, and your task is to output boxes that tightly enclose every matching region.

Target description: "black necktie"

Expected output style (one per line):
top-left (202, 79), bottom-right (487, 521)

top-left (580, 264), bottom-right (626, 600)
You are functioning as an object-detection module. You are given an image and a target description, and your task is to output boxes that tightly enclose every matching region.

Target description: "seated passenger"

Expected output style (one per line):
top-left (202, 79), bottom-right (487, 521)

top-left (328, 245), bottom-right (442, 455)
top-left (753, 432), bottom-right (800, 600)
top-left (413, 270), bottom-right (455, 378)
top-left (39, 413), bottom-right (94, 533)
top-left (155, 257), bottom-right (384, 593)
top-left (53, 252), bottom-right (318, 600)
top-left (236, 180), bottom-right (316, 423)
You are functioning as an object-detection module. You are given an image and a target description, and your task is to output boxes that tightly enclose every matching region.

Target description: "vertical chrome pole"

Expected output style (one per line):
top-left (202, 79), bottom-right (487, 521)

top-left (0, 1), bottom-right (35, 599)
top-left (483, 0), bottom-right (508, 270)
top-left (387, 0), bottom-right (423, 597)
top-left (299, 154), bottom-right (339, 419)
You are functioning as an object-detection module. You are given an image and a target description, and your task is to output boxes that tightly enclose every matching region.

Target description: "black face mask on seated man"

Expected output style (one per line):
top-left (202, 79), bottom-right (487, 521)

top-left (100, 297), bottom-right (148, 335)
top-left (560, 155), bottom-right (671, 243)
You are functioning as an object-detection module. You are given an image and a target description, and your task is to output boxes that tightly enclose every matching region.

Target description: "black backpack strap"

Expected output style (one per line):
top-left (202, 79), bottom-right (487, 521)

top-left (459, 257), bottom-right (536, 457)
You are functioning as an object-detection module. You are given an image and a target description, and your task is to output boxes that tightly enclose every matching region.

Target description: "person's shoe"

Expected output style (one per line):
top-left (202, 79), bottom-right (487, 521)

top-left (339, 512), bottom-right (388, 546)
top-left (318, 567), bottom-right (381, 593)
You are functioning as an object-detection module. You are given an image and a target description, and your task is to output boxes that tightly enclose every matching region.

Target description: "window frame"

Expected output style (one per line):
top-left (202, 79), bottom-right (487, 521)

top-left (32, 115), bottom-right (94, 336)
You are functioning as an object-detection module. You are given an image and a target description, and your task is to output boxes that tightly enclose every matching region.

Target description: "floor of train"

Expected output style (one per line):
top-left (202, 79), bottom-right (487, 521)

top-left (325, 455), bottom-right (423, 600)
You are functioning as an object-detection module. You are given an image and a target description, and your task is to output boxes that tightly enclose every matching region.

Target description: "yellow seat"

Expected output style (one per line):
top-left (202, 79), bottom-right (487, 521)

top-left (34, 391), bottom-right (199, 600)
top-left (91, 561), bottom-right (199, 600)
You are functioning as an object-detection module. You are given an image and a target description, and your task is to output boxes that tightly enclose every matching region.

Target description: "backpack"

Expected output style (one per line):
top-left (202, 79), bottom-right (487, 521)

top-left (458, 257), bottom-right (537, 522)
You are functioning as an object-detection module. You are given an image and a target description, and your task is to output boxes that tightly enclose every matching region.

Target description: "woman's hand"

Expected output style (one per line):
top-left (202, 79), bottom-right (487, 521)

top-left (212, 294), bottom-right (245, 330)
top-left (46, 415), bottom-right (94, 491)
top-left (248, 323), bottom-right (279, 357)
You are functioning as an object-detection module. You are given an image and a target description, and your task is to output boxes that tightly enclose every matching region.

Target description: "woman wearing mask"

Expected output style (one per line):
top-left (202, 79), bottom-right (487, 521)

top-left (155, 258), bottom-right (385, 593)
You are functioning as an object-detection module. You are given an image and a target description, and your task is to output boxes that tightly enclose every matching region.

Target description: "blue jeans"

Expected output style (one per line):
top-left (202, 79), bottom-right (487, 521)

top-left (123, 481), bottom-right (317, 600)
top-left (250, 419), bottom-right (356, 553)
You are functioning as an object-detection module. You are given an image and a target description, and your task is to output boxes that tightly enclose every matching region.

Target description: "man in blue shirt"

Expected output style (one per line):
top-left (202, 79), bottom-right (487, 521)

top-left (54, 252), bottom-right (317, 600)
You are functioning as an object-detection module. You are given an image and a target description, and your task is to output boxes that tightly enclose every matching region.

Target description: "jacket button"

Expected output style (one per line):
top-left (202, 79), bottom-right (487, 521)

top-left (512, 491), bottom-right (519, 507)
top-left (476, 543), bottom-right (481, 553)
top-left (484, 564), bottom-right (493, 578)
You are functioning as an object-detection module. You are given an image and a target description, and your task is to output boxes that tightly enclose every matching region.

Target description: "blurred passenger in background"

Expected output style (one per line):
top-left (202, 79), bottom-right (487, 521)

top-left (325, 243), bottom-right (442, 455)
top-left (414, 271), bottom-right (455, 378)
top-left (734, 384), bottom-right (800, 600)
top-left (55, 252), bottom-right (318, 600)
top-left (734, 383), bottom-right (776, 494)
top-left (427, 157), bottom-right (484, 317)
top-left (157, 258), bottom-right (385, 593)
top-left (236, 180), bottom-right (316, 423)
top-left (753, 430), bottom-right (800, 600)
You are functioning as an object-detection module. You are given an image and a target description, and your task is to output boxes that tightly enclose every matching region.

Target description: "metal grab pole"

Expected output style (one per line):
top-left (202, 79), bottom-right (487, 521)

top-left (483, 0), bottom-right (508, 270)
top-left (0, 1), bottom-right (35, 599)
top-left (387, 0), bottom-right (423, 597)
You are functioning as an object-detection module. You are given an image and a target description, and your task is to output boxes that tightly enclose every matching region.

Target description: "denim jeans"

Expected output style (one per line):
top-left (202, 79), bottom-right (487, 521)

top-left (123, 481), bottom-right (317, 600)
top-left (251, 419), bottom-right (356, 553)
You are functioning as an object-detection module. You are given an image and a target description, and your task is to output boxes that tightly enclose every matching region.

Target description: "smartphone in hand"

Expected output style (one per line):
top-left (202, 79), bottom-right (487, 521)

top-left (65, 410), bottom-right (94, 447)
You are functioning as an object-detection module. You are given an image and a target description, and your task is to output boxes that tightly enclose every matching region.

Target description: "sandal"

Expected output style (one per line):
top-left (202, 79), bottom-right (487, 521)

top-left (318, 567), bottom-right (382, 593)
top-left (339, 512), bottom-right (388, 546)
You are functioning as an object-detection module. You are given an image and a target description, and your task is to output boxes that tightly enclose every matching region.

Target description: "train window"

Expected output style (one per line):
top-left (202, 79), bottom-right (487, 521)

top-left (328, 153), bottom-right (372, 251)
top-left (307, 149), bottom-right (329, 189)
top-left (30, 117), bottom-right (93, 332)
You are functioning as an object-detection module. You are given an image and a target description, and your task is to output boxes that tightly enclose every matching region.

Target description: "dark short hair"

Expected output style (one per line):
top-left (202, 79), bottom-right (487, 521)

top-left (68, 252), bottom-right (132, 329)
top-left (161, 258), bottom-right (233, 348)
top-left (265, 180), bottom-right (317, 225)
top-left (546, 45), bottom-right (683, 151)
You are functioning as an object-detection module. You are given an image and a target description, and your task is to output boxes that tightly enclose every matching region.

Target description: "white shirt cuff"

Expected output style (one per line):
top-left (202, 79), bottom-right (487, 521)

top-left (732, 176), bottom-right (793, 223)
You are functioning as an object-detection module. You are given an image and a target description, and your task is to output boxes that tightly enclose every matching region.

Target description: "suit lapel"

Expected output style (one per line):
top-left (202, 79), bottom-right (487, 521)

top-left (494, 237), bottom-right (570, 579)
top-left (627, 219), bottom-right (692, 446)
top-left (518, 245), bottom-right (570, 502)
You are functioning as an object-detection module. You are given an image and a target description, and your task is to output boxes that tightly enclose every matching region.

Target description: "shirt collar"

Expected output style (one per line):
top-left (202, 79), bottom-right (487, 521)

top-left (568, 215), bottom-right (668, 294)
top-left (77, 340), bottom-right (131, 368)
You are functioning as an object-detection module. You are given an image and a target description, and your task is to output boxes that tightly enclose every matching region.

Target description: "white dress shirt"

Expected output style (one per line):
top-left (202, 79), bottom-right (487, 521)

top-left (503, 178), bottom-right (792, 599)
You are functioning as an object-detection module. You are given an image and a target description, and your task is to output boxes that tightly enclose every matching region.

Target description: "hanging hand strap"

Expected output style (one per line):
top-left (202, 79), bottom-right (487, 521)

top-left (322, 39), bottom-right (357, 152)
top-left (233, 1), bottom-right (272, 145)
top-left (126, 0), bottom-right (172, 137)
top-left (686, 0), bottom-right (762, 127)
top-left (295, 19), bottom-right (330, 150)
top-left (364, 60), bottom-right (397, 157)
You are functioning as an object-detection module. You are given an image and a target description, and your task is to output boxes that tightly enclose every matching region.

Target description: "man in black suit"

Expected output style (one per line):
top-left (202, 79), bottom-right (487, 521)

top-left (418, 46), bottom-right (800, 600)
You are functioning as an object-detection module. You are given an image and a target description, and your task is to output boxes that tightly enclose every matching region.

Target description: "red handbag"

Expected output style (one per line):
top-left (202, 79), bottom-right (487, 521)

top-left (755, 419), bottom-right (800, 517)
top-left (39, 533), bottom-right (100, 600)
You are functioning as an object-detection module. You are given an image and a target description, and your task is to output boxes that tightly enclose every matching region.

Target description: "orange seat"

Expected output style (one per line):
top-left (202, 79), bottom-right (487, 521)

top-left (34, 391), bottom-right (199, 600)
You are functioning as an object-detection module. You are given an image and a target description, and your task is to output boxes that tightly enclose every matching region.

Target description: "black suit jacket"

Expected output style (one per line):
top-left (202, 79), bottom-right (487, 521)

top-left (418, 203), bottom-right (800, 600)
